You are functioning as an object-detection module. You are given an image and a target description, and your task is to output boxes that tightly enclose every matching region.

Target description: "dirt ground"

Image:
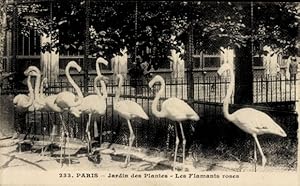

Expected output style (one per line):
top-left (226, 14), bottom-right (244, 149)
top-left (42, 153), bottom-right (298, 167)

top-left (0, 137), bottom-right (295, 173)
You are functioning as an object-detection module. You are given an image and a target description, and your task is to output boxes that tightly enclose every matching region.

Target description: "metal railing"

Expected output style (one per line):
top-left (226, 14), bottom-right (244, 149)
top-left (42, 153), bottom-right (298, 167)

top-left (6, 75), bottom-right (298, 150)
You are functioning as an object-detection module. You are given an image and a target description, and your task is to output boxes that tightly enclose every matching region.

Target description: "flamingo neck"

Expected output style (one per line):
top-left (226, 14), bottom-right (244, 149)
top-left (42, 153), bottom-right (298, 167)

top-left (66, 65), bottom-right (84, 100)
top-left (25, 75), bottom-right (34, 107)
top-left (115, 75), bottom-right (123, 103)
top-left (36, 78), bottom-right (46, 104)
top-left (39, 78), bottom-right (46, 97)
top-left (34, 72), bottom-right (41, 100)
top-left (96, 60), bottom-right (104, 76)
top-left (152, 78), bottom-right (165, 118)
top-left (100, 80), bottom-right (108, 98)
top-left (223, 66), bottom-right (235, 122)
top-left (94, 77), bottom-right (108, 98)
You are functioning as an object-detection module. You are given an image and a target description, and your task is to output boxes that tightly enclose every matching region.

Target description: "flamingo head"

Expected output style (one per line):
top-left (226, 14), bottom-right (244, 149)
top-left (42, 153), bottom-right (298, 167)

top-left (24, 66), bottom-right (41, 76)
top-left (96, 57), bottom-right (109, 66)
top-left (217, 63), bottom-right (232, 76)
top-left (148, 75), bottom-right (164, 89)
top-left (67, 61), bottom-right (82, 72)
top-left (95, 75), bottom-right (109, 84)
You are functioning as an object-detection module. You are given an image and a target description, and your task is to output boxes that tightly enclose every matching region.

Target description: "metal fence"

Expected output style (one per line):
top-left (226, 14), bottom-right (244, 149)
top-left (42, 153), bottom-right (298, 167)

top-left (6, 74), bottom-right (298, 151)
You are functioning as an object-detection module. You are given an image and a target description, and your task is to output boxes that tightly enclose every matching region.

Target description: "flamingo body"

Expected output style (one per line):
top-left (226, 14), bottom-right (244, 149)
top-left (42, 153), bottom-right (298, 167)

top-left (55, 91), bottom-right (82, 110)
top-left (13, 94), bottom-right (33, 109)
top-left (161, 97), bottom-right (199, 121)
top-left (230, 108), bottom-right (286, 137)
top-left (114, 100), bottom-right (149, 120)
top-left (77, 95), bottom-right (106, 115)
top-left (44, 95), bottom-right (62, 112)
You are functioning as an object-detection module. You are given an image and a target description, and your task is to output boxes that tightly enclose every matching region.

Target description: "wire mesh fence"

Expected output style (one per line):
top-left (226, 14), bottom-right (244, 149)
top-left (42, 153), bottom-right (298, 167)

top-left (5, 74), bottom-right (298, 151)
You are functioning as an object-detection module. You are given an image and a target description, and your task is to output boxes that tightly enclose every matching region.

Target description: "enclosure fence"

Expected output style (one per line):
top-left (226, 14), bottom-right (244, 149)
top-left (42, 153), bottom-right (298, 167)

top-left (3, 75), bottom-right (297, 151)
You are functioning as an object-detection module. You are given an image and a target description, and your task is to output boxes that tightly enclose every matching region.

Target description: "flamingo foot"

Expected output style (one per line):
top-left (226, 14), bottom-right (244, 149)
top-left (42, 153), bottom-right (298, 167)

top-left (262, 156), bottom-right (267, 168)
top-left (120, 161), bottom-right (130, 168)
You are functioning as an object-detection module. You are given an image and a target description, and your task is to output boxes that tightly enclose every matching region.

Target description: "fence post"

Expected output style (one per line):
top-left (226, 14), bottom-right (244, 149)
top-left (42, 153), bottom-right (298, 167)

top-left (83, 0), bottom-right (91, 96)
top-left (186, 24), bottom-right (194, 103)
top-left (11, 1), bottom-right (18, 93)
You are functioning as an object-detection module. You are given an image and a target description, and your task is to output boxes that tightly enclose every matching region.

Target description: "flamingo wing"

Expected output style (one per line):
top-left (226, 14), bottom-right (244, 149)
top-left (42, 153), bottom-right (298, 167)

top-left (163, 97), bottom-right (199, 121)
top-left (13, 94), bottom-right (32, 109)
top-left (115, 100), bottom-right (149, 120)
top-left (55, 91), bottom-right (78, 109)
top-left (232, 108), bottom-right (287, 137)
top-left (44, 95), bottom-right (62, 112)
top-left (78, 95), bottom-right (106, 114)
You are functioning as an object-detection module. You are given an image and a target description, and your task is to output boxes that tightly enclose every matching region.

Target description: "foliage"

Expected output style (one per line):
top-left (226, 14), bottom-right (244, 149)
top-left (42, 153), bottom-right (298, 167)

top-left (6, 1), bottom-right (300, 67)
top-left (0, 0), bottom-right (7, 72)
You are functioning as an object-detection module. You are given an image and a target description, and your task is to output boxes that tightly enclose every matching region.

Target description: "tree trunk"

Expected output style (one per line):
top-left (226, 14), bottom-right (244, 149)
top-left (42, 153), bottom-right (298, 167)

top-left (0, 0), bottom-right (6, 74)
top-left (187, 25), bottom-right (194, 102)
top-left (234, 41), bottom-right (253, 104)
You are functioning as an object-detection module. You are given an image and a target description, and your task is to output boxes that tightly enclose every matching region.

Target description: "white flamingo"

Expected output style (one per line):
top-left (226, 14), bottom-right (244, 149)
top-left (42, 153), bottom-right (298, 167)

top-left (13, 67), bottom-right (35, 110)
top-left (73, 57), bottom-right (109, 154)
top-left (38, 80), bottom-right (64, 155)
top-left (25, 66), bottom-right (44, 112)
top-left (217, 63), bottom-right (287, 168)
top-left (53, 61), bottom-right (84, 166)
top-left (149, 75), bottom-right (199, 171)
top-left (114, 74), bottom-right (149, 167)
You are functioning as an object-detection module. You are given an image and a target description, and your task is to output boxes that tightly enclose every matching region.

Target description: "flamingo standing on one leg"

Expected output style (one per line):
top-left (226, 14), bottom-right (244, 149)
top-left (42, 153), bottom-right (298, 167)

top-left (217, 63), bottom-right (287, 168)
top-left (148, 75), bottom-right (199, 171)
top-left (114, 74), bottom-right (149, 167)
top-left (72, 57), bottom-right (109, 154)
top-left (53, 61), bottom-right (84, 166)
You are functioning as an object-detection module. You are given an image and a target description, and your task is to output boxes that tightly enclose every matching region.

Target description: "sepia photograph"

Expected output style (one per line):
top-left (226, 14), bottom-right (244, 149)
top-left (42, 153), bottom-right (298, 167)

top-left (0, 1), bottom-right (299, 185)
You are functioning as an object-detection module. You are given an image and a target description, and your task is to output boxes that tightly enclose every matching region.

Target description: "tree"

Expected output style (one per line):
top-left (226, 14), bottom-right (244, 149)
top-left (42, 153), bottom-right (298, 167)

top-left (0, 0), bottom-right (7, 75)
top-left (10, 1), bottom-right (299, 103)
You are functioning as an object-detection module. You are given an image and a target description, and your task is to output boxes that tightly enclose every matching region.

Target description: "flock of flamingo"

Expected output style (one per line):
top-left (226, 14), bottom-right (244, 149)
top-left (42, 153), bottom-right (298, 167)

top-left (13, 58), bottom-right (287, 171)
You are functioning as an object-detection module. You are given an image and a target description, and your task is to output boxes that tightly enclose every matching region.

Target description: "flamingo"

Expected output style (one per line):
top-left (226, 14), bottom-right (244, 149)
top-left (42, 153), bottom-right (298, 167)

top-left (13, 67), bottom-right (35, 149)
top-left (37, 80), bottom-right (63, 155)
top-left (24, 69), bottom-right (50, 157)
top-left (114, 74), bottom-right (149, 167)
top-left (217, 63), bottom-right (287, 168)
top-left (50, 61), bottom-right (84, 166)
top-left (73, 57), bottom-right (109, 154)
top-left (24, 66), bottom-right (44, 112)
top-left (13, 67), bottom-right (35, 110)
top-left (148, 75), bottom-right (199, 171)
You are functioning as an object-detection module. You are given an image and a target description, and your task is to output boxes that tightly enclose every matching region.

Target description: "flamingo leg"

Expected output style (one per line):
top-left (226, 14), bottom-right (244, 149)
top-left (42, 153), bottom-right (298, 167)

top-left (253, 134), bottom-right (266, 167)
top-left (125, 120), bottom-right (135, 167)
top-left (99, 118), bottom-right (103, 146)
top-left (59, 114), bottom-right (65, 166)
top-left (85, 113), bottom-right (92, 154)
top-left (47, 122), bottom-right (57, 155)
top-left (94, 119), bottom-right (99, 138)
top-left (179, 122), bottom-right (186, 168)
top-left (254, 139), bottom-right (257, 172)
top-left (173, 123), bottom-right (179, 171)
top-left (59, 114), bottom-right (70, 166)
